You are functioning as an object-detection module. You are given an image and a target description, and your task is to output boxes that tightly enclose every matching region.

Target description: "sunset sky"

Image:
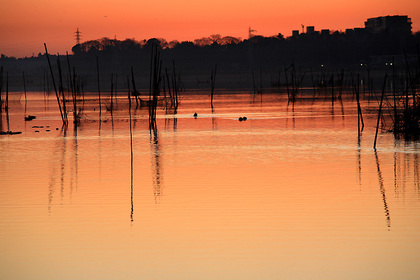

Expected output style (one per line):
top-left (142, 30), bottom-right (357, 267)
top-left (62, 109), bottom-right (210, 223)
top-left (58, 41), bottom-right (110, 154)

top-left (1, 0), bottom-right (419, 58)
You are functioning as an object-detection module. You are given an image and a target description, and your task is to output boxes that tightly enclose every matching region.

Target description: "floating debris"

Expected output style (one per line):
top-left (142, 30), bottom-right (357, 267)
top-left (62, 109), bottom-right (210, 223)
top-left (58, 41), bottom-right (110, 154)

top-left (193, 112), bottom-right (197, 118)
top-left (239, 116), bottom-right (247, 121)
top-left (0, 131), bottom-right (22, 135)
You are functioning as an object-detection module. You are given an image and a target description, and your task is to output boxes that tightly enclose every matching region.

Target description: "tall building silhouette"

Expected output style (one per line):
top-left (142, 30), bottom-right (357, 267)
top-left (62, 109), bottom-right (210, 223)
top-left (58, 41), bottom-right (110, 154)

top-left (364, 15), bottom-right (412, 35)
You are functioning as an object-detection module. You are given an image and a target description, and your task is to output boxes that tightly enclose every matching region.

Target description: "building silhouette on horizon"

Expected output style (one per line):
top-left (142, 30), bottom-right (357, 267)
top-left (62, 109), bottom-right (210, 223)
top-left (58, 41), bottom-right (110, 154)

top-left (364, 15), bottom-right (412, 35)
top-left (292, 15), bottom-right (412, 37)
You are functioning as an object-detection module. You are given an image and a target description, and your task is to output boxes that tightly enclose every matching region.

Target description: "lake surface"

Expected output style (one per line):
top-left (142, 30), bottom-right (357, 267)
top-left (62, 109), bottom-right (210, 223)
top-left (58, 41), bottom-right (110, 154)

top-left (1, 92), bottom-right (420, 280)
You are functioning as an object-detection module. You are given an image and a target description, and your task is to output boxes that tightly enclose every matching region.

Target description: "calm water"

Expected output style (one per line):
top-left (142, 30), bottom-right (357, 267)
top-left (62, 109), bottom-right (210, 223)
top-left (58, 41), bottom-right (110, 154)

top-left (1, 92), bottom-right (420, 280)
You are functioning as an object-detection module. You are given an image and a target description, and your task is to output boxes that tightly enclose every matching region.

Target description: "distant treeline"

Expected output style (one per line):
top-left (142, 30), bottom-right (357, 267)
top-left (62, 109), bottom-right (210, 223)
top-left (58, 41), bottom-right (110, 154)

top-left (1, 31), bottom-right (420, 91)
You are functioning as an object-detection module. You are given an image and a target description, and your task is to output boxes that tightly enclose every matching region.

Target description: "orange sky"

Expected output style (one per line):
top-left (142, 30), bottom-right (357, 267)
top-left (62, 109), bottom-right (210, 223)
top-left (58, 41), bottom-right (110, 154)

top-left (1, 0), bottom-right (419, 57)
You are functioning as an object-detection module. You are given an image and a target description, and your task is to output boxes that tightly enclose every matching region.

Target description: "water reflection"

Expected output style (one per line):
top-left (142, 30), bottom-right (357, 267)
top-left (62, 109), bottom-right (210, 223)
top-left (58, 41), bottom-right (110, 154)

top-left (211, 107), bottom-right (217, 131)
top-left (70, 127), bottom-right (79, 198)
top-left (45, 125), bottom-right (82, 212)
top-left (164, 114), bottom-right (177, 131)
top-left (59, 129), bottom-right (67, 202)
top-left (415, 151), bottom-right (419, 194)
top-left (339, 98), bottom-right (345, 121)
top-left (129, 90), bottom-right (134, 222)
top-left (48, 127), bottom-right (68, 212)
top-left (392, 141), bottom-right (420, 199)
top-left (3, 93), bottom-right (420, 280)
top-left (0, 109), bottom-right (3, 133)
top-left (150, 127), bottom-right (163, 203)
top-left (357, 136), bottom-right (362, 187)
top-left (286, 102), bottom-right (296, 128)
top-left (374, 151), bottom-right (391, 229)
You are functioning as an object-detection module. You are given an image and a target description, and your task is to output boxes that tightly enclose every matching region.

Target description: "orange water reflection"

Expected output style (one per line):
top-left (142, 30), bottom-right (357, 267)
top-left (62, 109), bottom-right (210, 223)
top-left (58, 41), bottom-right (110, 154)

top-left (1, 93), bottom-right (420, 279)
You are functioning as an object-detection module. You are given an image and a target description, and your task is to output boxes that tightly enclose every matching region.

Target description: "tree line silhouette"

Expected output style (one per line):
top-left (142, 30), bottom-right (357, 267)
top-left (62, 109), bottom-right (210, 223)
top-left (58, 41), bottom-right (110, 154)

top-left (1, 30), bottom-right (420, 91)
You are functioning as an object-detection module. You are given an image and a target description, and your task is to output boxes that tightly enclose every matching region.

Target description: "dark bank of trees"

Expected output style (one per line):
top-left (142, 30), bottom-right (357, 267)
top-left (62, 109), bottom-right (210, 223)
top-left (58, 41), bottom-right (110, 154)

top-left (70, 30), bottom-right (420, 68)
top-left (1, 31), bottom-right (420, 91)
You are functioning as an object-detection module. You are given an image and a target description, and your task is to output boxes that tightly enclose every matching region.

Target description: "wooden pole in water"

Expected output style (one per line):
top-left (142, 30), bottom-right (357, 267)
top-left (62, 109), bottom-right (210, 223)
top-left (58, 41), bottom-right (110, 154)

top-left (374, 74), bottom-right (388, 150)
top-left (44, 43), bottom-right (65, 124)
top-left (56, 55), bottom-right (68, 125)
top-left (23, 72), bottom-right (27, 105)
top-left (6, 72), bottom-right (9, 111)
top-left (392, 57), bottom-right (397, 127)
top-left (149, 46), bottom-right (154, 104)
top-left (110, 73), bottom-right (114, 112)
top-left (172, 60), bottom-right (178, 111)
top-left (331, 73), bottom-right (334, 107)
top-left (43, 70), bottom-right (46, 106)
top-left (210, 64), bottom-right (217, 108)
top-left (72, 67), bottom-right (78, 125)
top-left (0, 66), bottom-right (3, 113)
top-left (66, 52), bottom-right (74, 98)
top-left (96, 56), bottom-right (101, 116)
top-left (115, 74), bottom-right (118, 107)
top-left (355, 74), bottom-right (364, 133)
top-left (127, 75), bottom-right (134, 222)
top-left (130, 67), bottom-right (139, 108)
top-left (6, 72), bottom-right (10, 131)
top-left (66, 53), bottom-right (78, 125)
top-left (284, 68), bottom-right (290, 101)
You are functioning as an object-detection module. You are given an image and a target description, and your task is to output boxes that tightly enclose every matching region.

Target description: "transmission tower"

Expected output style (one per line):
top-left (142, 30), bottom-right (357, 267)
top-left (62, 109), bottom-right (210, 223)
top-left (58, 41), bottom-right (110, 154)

top-left (75, 28), bottom-right (82, 45)
top-left (248, 27), bottom-right (257, 39)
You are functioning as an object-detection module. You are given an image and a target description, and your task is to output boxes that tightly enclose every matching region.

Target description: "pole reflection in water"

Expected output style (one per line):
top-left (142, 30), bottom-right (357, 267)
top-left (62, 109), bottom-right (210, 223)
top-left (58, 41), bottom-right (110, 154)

top-left (414, 148), bottom-right (419, 193)
top-left (374, 151), bottom-right (391, 229)
top-left (70, 125), bottom-right (79, 198)
top-left (339, 98), bottom-right (345, 121)
top-left (48, 126), bottom-right (68, 212)
top-left (211, 107), bottom-right (217, 131)
top-left (129, 85), bottom-right (134, 223)
top-left (59, 129), bottom-right (67, 202)
top-left (357, 136), bottom-right (362, 187)
top-left (394, 140), bottom-right (400, 198)
top-left (150, 125), bottom-right (163, 203)
top-left (0, 110), bottom-right (3, 133)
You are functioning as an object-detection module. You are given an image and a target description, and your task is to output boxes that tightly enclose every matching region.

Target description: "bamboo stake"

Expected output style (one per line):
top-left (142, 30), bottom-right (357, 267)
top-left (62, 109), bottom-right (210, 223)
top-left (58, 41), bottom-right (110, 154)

top-left (0, 66), bottom-right (3, 112)
top-left (6, 72), bottom-right (10, 131)
top-left (374, 74), bottom-right (388, 150)
top-left (96, 56), bottom-right (101, 116)
top-left (6, 72), bottom-right (9, 111)
top-left (130, 67), bottom-right (139, 108)
top-left (127, 75), bottom-right (134, 222)
top-left (110, 73), bottom-right (114, 112)
top-left (56, 55), bottom-right (68, 124)
top-left (44, 43), bottom-right (65, 124)
top-left (23, 72), bottom-right (27, 105)
top-left (210, 64), bottom-right (217, 108)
